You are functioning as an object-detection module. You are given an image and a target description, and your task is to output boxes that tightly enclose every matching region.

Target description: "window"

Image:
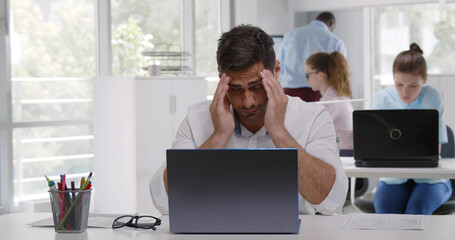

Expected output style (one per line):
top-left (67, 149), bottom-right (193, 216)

top-left (195, 0), bottom-right (220, 98)
top-left (371, 3), bottom-right (455, 93)
top-left (10, 0), bottom-right (95, 203)
top-left (111, 0), bottom-right (181, 77)
top-left (13, 125), bottom-right (93, 201)
top-left (111, 0), bottom-right (220, 98)
top-left (1, 0), bottom-right (223, 210)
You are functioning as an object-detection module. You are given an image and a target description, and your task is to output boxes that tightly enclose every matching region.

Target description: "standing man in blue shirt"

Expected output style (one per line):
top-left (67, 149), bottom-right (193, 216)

top-left (278, 12), bottom-right (347, 102)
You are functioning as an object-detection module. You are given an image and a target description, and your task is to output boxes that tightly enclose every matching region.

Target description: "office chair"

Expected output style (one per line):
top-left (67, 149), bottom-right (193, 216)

top-left (353, 125), bottom-right (455, 215)
top-left (434, 125), bottom-right (455, 214)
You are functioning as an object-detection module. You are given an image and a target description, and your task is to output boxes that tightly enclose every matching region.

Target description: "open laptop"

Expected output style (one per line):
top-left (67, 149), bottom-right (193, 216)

top-left (166, 149), bottom-right (299, 234)
top-left (353, 109), bottom-right (439, 167)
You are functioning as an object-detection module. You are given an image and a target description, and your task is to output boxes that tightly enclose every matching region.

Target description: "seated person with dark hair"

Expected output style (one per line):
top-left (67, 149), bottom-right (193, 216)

top-left (150, 25), bottom-right (348, 215)
top-left (373, 43), bottom-right (452, 214)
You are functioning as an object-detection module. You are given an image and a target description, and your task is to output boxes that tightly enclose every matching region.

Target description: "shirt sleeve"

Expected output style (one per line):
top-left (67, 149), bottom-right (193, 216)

top-left (372, 92), bottom-right (383, 109)
top-left (432, 90), bottom-right (448, 144)
top-left (149, 163), bottom-right (169, 214)
top-left (304, 108), bottom-right (349, 215)
top-left (421, 86), bottom-right (448, 143)
top-left (149, 115), bottom-right (196, 215)
top-left (337, 41), bottom-right (347, 58)
top-left (172, 116), bottom-right (198, 149)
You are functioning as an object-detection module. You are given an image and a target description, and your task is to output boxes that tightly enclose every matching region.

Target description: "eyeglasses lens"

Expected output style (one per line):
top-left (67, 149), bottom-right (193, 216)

top-left (113, 216), bottom-right (133, 228)
top-left (136, 216), bottom-right (158, 229)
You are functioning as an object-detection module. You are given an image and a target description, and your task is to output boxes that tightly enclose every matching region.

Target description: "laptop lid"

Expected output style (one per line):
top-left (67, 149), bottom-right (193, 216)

top-left (353, 109), bottom-right (439, 167)
top-left (166, 149), bottom-right (299, 233)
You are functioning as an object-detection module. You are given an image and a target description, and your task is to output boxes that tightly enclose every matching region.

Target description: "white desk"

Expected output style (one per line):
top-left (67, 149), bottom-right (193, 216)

top-left (341, 157), bottom-right (455, 209)
top-left (1, 212), bottom-right (455, 240)
top-left (341, 157), bottom-right (455, 179)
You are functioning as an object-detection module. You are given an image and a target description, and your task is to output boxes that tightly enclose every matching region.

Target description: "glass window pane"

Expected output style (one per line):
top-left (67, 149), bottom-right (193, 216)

top-left (195, 0), bottom-right (219, 98)
top-left (372, 3), bottom-right (455, 94)
top-left (111, 0), bottom-right (181, 76)
top-left (10, 0), bottom-right (96, 78)
top-left (13, 125), bottom-right (93, 201)
top-left (10, 0), bottom-right (95, 121)
top-left (12, 78), bottom-right (93, 121)
top-left (9, 0), bottom-right (95, 203)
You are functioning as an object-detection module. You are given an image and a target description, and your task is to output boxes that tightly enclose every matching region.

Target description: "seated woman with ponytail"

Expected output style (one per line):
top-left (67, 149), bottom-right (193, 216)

top-left (372, 43), bottom-right (452, 215)
top-left (305, 51), bottom-right (354, 156)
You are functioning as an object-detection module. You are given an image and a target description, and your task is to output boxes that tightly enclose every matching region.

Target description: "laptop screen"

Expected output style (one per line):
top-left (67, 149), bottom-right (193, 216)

top-left (166, 148), bottom-right (299, 233)
top-left (353, 109), bottom-right (439, 165)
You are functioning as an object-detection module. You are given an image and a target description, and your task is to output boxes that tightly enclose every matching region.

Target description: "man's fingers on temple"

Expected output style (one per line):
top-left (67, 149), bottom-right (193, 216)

top-left (214, 74), bottom-right (229, 97)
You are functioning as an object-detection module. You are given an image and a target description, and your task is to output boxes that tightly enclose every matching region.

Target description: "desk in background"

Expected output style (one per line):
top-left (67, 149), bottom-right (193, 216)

top-left (341, 157), bottom-right (455, 179)
top-left (341, 157), bottom-right (455, 209)
top-left (1, 212), bottom-right (455, 240)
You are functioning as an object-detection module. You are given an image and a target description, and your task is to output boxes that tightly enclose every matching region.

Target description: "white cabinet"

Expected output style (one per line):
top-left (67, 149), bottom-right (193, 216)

top-left (93, 76), bottom-right (207, 215)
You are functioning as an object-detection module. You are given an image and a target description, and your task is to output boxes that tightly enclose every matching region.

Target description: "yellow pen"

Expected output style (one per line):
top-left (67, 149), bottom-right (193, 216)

top-left (80, 177), bottom-right (86, 189)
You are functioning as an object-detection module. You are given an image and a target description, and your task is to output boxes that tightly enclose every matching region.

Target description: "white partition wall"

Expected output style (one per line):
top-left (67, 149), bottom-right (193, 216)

top-left (93, 77), bottom-right (137, 214)
top-left (93, 76), bottom-right (207, 214)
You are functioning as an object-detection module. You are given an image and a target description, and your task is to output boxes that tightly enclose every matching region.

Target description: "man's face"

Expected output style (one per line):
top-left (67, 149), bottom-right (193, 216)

top-left (305, 64), bottom-right (323, 91)
top-left (393, 72), bottom-right (426, 104)
top-left (225, 63), bottom-right (268, 124)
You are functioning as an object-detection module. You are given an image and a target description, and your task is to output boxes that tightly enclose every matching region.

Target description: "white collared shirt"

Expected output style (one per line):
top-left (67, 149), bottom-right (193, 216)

top-left (149, 96), bottom-right (348, 215)
top-left (320, 86), bottom-right (354, 150)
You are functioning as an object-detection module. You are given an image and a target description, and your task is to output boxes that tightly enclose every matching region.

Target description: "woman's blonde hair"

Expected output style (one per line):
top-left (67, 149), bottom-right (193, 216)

top-left (305, 51), bottom-right (352, 98)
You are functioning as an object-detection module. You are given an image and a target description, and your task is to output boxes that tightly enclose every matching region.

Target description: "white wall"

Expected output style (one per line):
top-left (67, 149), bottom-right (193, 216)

top-left (234, 0), bottom-right (294, 35)
top-left (257, 0), bottom-right (294, 35)
top-left (330, 8), bottom-right (369, 109)
top-left (93, 76), bottom-right (137, 214)
top-left (288, 0), bottom-right (455, 12)
top-left (234, 0), bottom-right (258, 26)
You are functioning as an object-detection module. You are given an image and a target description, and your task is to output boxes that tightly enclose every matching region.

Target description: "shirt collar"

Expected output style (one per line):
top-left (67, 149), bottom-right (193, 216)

top-left (310, 20), bottom-right (329, 31)
top-left (233, 111), bottom-right (242, 135)
top-left (321, 86), bottom-right (336, 99)
top-left (233, 110), bottom-right (269, 136)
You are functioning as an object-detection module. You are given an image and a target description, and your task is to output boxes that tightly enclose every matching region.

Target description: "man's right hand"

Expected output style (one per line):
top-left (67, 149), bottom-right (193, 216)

top-left (201, 73), bottom-right (235, 149)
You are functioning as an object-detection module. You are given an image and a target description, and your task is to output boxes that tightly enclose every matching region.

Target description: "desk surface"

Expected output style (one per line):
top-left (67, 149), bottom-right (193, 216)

top-left (341, 157), bottom-right (455, 179)
top-left (1, 212), bottom-right (455, 240)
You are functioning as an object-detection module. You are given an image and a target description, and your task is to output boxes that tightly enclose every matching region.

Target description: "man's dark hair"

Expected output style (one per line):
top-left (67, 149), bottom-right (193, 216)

top-left (216, 24), bottom-right (275, 74)
top-left (316, 12), bottom-right (336, 27)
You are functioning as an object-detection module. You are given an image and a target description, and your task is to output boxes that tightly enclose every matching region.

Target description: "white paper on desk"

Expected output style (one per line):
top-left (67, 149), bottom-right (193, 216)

top-left (343, 213), bottom-right (425, 230)
top-left (29, 214), bottom-right (117, 228)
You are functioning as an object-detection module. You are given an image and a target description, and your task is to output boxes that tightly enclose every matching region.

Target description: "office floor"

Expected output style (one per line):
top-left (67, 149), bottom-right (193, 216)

top-left (342, 201), bottom-right (361, 214)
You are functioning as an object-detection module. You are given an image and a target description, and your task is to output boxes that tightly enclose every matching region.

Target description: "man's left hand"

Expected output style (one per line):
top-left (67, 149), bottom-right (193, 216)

top-left (261, 69), bottom-right (288, 134)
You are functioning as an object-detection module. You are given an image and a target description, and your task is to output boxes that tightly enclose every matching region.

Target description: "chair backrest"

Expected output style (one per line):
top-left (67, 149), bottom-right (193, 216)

top-left (440, 125), bottom-right (455, 202)
top-left (441, 125), bottom-right (455, 158)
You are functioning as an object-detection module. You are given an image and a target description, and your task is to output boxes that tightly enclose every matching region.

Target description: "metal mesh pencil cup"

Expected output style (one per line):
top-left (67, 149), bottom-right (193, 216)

top-left (49, 188), bottom-right (92, 233)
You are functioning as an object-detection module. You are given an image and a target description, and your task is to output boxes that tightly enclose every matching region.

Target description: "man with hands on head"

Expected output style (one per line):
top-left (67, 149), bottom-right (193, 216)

top-left (149, 25), bottom-right (348, 215)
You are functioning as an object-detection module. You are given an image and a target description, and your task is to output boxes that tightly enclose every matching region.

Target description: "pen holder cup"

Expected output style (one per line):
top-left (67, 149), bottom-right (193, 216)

top-left (49, 188), bottom-right (92, 233)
